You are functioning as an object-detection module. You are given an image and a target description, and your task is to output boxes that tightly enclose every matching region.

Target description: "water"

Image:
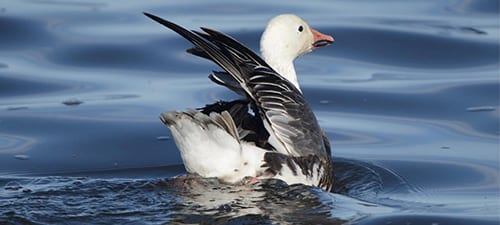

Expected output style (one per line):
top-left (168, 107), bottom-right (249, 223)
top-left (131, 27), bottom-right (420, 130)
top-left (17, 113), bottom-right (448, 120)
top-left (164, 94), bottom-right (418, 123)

top-left (0, 0), bottom-right (498, 224)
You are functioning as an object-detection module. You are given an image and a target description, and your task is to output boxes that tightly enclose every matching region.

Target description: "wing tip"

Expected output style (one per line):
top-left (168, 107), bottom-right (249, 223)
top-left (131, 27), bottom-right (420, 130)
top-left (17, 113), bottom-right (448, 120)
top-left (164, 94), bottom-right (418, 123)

top-left (143, 12), bottom-right (158, 21)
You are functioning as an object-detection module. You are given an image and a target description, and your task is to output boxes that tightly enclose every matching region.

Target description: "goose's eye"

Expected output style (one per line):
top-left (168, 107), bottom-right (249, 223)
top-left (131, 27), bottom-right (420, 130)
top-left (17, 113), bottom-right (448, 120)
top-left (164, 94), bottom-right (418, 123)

top-left (298, 25), bottom-right (303, 32)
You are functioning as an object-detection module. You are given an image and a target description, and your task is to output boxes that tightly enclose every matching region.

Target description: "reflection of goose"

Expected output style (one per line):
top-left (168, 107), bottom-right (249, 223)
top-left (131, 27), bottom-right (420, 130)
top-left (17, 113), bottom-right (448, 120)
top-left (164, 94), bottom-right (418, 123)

top-left (145, 13), bottom-right (335, 191)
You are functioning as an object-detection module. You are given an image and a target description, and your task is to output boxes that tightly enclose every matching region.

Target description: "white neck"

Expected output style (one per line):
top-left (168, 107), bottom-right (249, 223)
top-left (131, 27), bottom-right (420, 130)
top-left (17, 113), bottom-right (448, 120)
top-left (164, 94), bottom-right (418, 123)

top-left (261, 50), bottom-right (302, 93)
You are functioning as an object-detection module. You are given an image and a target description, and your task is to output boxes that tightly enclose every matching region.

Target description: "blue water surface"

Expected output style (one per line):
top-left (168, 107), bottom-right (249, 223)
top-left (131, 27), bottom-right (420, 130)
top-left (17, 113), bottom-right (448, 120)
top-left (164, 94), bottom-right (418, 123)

top-left (0, 0), bottom-right (498, 224)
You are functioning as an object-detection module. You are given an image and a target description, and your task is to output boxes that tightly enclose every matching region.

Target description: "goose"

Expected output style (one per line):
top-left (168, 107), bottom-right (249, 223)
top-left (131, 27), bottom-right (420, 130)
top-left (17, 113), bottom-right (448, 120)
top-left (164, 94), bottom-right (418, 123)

top-left (144, 13), bottom-right (335, 191)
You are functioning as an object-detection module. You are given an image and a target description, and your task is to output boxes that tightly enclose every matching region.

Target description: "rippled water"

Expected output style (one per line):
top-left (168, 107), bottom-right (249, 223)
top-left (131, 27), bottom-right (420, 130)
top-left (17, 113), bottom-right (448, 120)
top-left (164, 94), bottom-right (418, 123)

top-left (0, 0), bottom-right (499, 224)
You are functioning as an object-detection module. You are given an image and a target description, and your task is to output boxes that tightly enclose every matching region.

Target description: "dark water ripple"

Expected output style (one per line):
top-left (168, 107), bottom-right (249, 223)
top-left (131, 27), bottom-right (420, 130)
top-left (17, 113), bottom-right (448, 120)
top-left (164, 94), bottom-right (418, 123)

top-left (0, 17), bottom-right (56, 50)
top-left (329, 26), bottom-right (499, 69)
top-left (0, 73), bottom-right (68, 97)
top-left (450, 0), bottom-right (500, 15)
top-left (0, 0), bottom-right (498, 224)
top-left (47, 40), bottom-right (202, 72)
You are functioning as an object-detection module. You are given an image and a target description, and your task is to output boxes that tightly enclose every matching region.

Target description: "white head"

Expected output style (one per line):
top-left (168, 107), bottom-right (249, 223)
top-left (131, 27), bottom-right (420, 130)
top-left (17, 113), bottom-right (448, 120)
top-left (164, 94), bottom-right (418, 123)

top-left (260, 14), bottom-right (334, 91)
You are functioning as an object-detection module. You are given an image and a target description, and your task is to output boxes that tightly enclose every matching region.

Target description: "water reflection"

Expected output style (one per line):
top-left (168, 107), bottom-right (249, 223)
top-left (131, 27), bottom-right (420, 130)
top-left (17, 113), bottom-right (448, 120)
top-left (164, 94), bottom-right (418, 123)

top-left (0, 172), bottom-right (396, 224)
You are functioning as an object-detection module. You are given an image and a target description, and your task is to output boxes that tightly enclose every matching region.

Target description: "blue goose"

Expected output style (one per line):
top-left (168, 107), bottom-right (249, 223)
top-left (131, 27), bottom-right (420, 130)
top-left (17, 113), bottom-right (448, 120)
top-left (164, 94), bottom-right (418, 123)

top-left (145, 13), bottom-right (334, 191)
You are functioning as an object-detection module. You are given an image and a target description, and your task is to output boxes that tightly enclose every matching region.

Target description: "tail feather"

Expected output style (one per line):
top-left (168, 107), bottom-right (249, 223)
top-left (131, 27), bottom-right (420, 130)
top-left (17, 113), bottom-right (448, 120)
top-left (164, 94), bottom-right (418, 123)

top-left (209, 111), bottom-right (240, 142)
top-left (161, 110), bottom-right (240, 142)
